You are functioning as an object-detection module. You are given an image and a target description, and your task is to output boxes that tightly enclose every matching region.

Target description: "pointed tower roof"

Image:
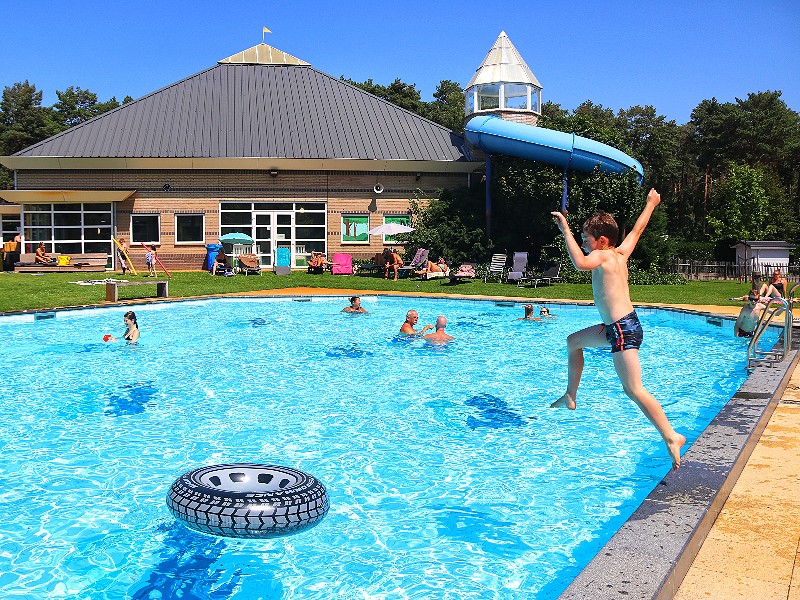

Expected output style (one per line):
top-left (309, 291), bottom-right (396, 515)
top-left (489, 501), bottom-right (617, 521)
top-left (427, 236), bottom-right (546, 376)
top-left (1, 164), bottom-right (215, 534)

top-left (465, 31), bottom-right (541, 89)
top-left (219, 43), bottom-right (310, 66)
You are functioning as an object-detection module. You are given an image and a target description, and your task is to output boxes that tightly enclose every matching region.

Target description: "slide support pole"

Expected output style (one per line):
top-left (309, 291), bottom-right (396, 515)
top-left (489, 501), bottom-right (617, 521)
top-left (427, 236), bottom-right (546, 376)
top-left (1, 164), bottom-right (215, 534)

top-left (485, 154), bottom-right (492, 239)
top-left (561, 167), bottom-right (568, 213)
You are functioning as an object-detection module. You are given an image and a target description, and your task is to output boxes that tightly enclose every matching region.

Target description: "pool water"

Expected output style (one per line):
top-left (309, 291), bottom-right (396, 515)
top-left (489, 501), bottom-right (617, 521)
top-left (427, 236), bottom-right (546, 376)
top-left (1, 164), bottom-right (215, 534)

top-left (0, 297), bottom-right (768, 599)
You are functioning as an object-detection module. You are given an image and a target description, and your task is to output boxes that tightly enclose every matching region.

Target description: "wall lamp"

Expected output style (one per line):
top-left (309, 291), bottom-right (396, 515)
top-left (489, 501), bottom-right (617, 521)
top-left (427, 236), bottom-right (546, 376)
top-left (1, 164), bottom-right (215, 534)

top-left (270, 170), bottom-right (279, 177)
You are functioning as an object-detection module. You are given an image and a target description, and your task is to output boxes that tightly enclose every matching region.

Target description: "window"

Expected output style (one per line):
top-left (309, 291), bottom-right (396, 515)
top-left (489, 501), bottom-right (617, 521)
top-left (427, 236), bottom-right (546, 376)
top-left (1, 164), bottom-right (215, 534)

top-left (1, 214), bottom-right (21, 242)
top-left (383, 215), bottom-right (411, 244)
top-left (504, 83), bottom-right (529, 110)
top-left (21, 203), bottom-right (113, 257)
top-left (131, 215), bottom-right (160, 244)
top-left (175, 214), bottom-right (205, 244)
top-left (477, 83), bottom-right (500, 111)
top-left (341, 214), bottom-right (369, 244)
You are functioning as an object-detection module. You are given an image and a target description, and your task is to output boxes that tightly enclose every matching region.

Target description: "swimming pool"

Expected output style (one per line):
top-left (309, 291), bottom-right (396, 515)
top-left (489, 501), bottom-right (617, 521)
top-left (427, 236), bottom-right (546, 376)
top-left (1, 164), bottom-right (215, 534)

top-left (0, 296), bottom-right (770, 599)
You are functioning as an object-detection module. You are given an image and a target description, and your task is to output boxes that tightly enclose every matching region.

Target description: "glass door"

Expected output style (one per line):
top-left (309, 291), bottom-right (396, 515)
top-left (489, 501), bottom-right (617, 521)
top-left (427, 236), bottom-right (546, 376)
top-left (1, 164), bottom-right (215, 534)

top-left (273, 213), bottom-right (293, 267)
top-left (253, 212), bottom-right (294, 267)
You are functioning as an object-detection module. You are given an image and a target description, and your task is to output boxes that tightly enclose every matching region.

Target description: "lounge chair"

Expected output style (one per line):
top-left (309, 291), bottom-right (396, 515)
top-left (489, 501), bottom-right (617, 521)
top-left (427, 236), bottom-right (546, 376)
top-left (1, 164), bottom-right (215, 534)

top-left (448, 262), bottom-right (477, 283)
top-left (237, 253), bottom-right (262, 275)
top-left (526, 261), bottom-right (562, 287)
top-left (397, 248), bottom-right (429, 278)
top-left (331, 253), bottom-right (354, 275)
top-left (357, 252), bottom-right (384, 276)
top-left (506, 252), bottom-right (529, 285)
top-left (484, 253), bottom-right (507, 283)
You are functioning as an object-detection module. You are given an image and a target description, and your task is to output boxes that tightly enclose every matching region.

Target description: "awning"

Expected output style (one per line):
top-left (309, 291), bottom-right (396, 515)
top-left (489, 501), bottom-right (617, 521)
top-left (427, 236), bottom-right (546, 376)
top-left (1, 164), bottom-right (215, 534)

top-left (0, 190), bottom-right (136, 204)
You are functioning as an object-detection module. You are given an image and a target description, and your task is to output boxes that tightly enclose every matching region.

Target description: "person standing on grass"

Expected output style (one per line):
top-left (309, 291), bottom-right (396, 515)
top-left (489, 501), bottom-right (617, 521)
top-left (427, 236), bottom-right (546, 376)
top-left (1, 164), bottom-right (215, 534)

top-left (145, 246), bottom-right (157, 277)
top-left (549, 188), bottom-right (686, 470)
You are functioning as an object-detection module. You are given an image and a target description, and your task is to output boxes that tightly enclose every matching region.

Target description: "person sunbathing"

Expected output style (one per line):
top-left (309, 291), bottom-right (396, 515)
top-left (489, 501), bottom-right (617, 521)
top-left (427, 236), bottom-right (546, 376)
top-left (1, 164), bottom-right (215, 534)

top-left (307, 252), bottom-right (327, 274)
top-left (415, 259), bottom-right (446, 275)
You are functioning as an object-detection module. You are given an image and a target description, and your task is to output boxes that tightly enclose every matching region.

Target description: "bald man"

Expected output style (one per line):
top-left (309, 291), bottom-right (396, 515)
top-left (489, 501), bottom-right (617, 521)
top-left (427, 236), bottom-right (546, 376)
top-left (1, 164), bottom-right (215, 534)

top-left (422, 316), bottom-right (454, 343)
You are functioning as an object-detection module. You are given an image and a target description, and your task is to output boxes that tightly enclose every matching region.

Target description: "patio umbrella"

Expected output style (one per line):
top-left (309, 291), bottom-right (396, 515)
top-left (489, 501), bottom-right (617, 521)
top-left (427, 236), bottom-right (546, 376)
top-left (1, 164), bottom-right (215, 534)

top-left (219, 232), bottom-right (254, 244)
top-left (366, 223), bottom-right (414, 236)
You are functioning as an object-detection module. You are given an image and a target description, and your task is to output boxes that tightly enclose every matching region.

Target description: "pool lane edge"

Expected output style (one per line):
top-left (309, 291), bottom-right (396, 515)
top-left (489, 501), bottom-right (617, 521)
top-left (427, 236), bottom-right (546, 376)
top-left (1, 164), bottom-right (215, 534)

top-left (559, 327), bottom-right (800, 600)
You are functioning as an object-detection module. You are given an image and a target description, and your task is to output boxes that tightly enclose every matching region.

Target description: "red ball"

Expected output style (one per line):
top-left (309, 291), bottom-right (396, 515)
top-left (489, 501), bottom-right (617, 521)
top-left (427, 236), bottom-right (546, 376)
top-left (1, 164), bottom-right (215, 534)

top-left (103, 334), bottom-right (112, 342)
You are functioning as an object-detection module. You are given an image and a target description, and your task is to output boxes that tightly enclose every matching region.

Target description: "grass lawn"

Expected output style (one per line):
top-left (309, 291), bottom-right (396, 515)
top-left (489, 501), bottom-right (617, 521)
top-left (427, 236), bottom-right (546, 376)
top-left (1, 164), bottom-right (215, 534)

top-left (0, 270), bottom-right (755, 313)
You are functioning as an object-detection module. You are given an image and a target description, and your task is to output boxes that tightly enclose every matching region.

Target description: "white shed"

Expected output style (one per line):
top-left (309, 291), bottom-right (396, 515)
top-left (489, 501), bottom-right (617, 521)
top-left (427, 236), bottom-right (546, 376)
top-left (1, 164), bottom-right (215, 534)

top-left (732, 240), bottom-right (795, 274)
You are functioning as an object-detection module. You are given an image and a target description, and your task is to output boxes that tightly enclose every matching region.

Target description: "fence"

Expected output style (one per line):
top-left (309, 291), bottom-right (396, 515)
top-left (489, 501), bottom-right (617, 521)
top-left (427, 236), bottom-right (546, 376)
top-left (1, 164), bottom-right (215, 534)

top-left (670, 258), bottom-right (800, 282)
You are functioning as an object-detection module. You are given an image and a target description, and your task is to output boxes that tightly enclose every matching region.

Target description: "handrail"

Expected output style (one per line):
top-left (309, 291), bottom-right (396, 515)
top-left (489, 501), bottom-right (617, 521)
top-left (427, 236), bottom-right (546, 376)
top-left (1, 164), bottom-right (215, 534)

top-left (747, 297), bottom-right (792, 371)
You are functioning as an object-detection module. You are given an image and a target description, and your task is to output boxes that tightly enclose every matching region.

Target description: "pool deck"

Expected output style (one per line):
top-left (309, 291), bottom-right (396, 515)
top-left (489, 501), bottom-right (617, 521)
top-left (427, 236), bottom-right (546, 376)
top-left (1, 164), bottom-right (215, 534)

top-left (246, 288), bottom-right (800, 600)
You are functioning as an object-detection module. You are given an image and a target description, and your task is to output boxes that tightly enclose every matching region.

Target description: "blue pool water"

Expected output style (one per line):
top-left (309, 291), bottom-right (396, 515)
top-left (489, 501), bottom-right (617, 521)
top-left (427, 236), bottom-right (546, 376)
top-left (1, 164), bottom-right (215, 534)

top-left (0, 296), bottom-right (768, 599)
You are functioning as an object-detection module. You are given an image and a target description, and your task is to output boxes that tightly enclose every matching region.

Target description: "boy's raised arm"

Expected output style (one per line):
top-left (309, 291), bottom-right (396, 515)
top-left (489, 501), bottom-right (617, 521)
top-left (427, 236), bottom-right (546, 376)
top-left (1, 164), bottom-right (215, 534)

top-left (618, 188), bottom-right (661, 257)
top-left (550, 211), bottom-right (603, 271)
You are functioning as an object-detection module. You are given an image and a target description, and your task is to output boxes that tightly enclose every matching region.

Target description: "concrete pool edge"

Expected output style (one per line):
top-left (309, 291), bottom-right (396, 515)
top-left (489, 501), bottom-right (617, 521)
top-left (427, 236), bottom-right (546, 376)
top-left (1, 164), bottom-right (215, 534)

top-left (559, 327), bottom-right (800, 600)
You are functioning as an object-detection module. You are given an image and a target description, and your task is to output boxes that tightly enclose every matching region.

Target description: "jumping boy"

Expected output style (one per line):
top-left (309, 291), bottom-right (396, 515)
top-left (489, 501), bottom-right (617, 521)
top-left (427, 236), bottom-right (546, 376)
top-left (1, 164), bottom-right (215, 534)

top-left (549, 188), bottom-right (686, 470)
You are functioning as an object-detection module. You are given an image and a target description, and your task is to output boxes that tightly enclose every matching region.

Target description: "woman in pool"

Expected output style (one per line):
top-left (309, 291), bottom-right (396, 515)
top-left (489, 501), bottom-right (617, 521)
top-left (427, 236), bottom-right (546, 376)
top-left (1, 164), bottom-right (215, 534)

top-left (109, 311), bottom-right (139, 343)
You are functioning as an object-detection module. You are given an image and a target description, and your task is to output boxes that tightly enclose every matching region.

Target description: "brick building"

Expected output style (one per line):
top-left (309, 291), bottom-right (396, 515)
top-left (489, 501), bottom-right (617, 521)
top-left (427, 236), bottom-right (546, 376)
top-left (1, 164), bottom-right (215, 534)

top-left (0, 43), bottom-right (482, 270)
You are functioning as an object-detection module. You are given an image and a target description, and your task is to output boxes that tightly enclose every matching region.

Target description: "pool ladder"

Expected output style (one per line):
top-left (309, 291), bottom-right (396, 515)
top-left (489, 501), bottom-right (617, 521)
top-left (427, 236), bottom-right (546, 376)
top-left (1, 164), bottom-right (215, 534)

top-left (746, 282), bottom-right (798, 371)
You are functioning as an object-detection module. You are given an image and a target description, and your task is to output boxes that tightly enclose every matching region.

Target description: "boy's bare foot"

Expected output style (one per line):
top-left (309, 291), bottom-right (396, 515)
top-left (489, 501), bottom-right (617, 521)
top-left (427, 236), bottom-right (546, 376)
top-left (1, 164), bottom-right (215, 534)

top-left (550, 393), bottom-right (576, 410)
top-left (666, 433), bottom-right (687, 470)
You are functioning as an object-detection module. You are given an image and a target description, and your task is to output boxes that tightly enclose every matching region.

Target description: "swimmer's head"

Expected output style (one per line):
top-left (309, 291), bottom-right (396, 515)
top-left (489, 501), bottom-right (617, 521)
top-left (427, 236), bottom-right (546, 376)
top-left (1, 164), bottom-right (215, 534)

top-left (540, 307), bottom-right (550, 316)
top-left (523, 304), bottom-right (534, 317)
top-left (124, 311), bottom-right (138, 328)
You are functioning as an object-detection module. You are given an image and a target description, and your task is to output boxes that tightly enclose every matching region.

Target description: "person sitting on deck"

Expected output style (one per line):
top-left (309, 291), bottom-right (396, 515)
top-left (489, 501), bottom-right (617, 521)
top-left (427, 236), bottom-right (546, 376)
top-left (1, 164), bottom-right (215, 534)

top-left (35, 242), bottom-right (56, 264)
top-left (759, 268), bottom-right (788, 299)
top-left (307, 251), bottom-right (327, 274)
top-left (212, 250), bottom-right (232, 275)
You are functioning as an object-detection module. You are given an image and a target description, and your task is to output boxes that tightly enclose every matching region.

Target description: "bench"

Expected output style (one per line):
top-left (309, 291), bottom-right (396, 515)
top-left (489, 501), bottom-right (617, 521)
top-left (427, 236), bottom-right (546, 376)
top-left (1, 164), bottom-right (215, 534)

top-left (105, 280), bottom-right (169, 302)
top-left (15, 253), bottom-right (109, 273)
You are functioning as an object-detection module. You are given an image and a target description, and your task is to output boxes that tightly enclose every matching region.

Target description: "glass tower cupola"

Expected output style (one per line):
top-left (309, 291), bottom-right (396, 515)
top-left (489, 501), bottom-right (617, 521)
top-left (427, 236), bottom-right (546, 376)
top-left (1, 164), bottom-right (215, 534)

top-left (464, 31), bottom-right (542, 125)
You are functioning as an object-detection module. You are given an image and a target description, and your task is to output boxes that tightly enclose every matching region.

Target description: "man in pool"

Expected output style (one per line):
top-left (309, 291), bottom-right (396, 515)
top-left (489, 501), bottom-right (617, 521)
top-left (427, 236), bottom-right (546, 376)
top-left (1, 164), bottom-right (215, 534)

top-left (400, 310), bottom-right (433, 335)
top-left (422, 316), bottom-right (454, 343)
top-left (549, 189), bottom-right (686, 470)
top-left (518, 304), bottom-right (538, 320)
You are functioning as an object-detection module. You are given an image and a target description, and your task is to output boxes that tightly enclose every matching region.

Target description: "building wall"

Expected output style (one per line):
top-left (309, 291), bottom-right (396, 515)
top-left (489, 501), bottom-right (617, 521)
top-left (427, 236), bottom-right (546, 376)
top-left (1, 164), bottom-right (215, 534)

top-left (16, 169), bottom-right (467, 270)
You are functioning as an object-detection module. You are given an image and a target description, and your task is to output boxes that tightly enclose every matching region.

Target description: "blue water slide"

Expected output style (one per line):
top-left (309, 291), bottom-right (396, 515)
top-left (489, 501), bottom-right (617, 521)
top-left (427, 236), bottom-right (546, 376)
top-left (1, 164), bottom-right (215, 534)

top-left (464, 115), bottom-right (644, 181)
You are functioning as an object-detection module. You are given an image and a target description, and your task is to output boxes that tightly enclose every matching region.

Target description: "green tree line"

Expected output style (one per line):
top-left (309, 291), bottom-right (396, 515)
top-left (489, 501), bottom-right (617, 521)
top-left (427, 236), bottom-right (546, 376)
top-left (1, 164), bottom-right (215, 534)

top-left (345, 76), bottom-right (799, 268)
top-left (0, 82), bottom-right (131, 188)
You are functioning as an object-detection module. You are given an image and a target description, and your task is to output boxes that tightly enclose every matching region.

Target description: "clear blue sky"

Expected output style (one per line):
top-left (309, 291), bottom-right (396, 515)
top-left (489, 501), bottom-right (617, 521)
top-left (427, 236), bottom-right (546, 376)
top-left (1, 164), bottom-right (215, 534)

top-left (1, 0), bottom-right (798, 125)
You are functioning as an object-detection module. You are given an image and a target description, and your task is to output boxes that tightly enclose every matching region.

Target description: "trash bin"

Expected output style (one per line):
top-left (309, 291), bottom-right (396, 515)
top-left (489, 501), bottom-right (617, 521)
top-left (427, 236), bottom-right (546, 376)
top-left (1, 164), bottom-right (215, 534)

top-left (205, 243), bottom-right (223, 271)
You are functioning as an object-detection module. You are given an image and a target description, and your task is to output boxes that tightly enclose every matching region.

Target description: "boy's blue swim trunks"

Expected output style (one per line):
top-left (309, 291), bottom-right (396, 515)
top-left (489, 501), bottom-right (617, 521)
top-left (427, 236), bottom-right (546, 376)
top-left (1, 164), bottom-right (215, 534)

top-left (604, 310), bottom-right (643, 353)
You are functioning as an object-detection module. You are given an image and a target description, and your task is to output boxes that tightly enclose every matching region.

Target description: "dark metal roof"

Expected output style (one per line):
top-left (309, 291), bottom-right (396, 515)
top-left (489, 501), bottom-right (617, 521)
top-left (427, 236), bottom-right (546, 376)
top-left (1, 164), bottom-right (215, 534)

top-left (732, 240), bottom-right (796, 250)
top-left (15, 63), bottom-right (470, 162)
